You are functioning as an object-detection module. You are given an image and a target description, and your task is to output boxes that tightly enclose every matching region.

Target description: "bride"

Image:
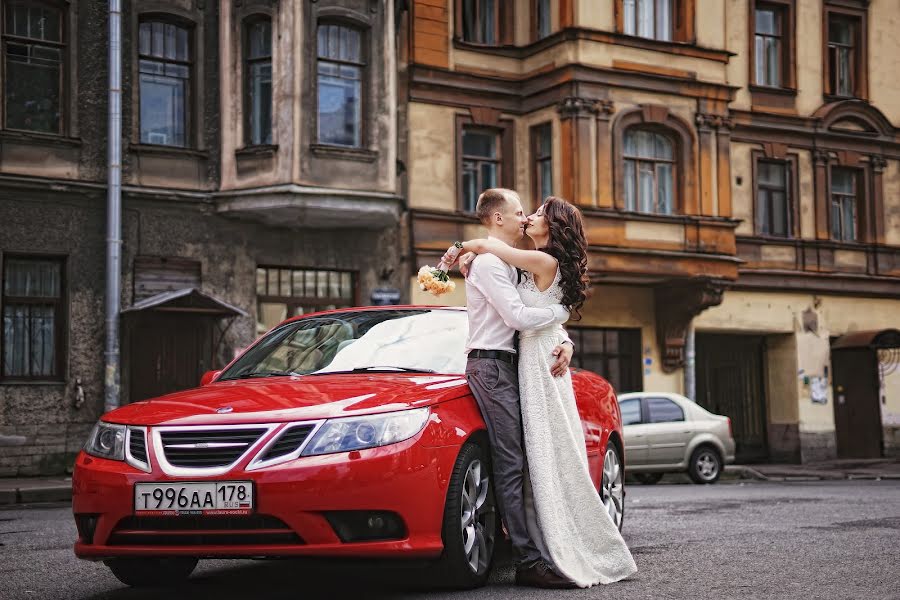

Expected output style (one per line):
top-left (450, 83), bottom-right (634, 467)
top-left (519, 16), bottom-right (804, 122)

top-left (456, 196), bottom-right (637, 588)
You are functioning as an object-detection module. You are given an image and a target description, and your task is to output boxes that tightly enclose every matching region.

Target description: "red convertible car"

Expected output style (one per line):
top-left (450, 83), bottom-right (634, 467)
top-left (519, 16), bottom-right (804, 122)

top-left (72, 306), bottom-right (626, 589)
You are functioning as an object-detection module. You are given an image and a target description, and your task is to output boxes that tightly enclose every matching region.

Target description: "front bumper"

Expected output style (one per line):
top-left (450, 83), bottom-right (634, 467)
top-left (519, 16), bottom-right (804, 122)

top-left (72, 435), bottom-right (460, 560)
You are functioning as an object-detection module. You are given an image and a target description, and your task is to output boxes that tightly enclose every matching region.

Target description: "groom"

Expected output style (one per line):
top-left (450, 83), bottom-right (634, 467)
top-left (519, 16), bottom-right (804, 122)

top-left (443, 188), bottom-right (574, 588)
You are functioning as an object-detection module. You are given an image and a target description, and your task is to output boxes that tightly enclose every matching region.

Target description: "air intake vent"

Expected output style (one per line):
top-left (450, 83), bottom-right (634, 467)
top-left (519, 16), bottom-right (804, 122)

top-left (160, 428), bottom-right (267, 468)
top-left (129, 428), bottom-right (147, 464)
top-left (260, 425), bottom-right (315, 461)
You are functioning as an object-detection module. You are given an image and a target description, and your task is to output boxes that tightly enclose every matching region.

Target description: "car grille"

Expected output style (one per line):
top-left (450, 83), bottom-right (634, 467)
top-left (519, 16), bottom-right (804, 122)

top-left (129, 429), bottom-right (147, 464)
top-left (108, 515), bottom-right (304, 546)
top-left (159, 428), bottom-right (268, 468)
top-left (259, 424), bottom-right (316, 461)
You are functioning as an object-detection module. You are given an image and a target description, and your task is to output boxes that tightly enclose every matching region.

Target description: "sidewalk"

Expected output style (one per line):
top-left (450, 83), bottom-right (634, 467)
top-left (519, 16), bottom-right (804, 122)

top-left (0, 476), bottom-right (71, 506)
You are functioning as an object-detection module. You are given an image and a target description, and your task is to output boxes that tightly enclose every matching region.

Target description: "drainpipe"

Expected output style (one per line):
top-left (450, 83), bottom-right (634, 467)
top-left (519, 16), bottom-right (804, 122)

top-left (104, 0), bottom-right (122, 413)
top-left (684, 322), bottom-right (696, 401)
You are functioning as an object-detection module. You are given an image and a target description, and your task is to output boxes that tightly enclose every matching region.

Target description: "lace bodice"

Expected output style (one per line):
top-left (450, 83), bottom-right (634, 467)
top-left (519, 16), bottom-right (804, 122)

top-left (517, 266), bottom-right (564, 309)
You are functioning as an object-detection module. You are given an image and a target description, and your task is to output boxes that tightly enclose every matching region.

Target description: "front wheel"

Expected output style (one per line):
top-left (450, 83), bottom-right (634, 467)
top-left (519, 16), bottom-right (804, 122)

top-left (688, 446), bottom-right (722, 484)
top-left (600, 443), bottom-right (625, 531)
top-left (435, 442), bottom-right (498, 589)
top-left (104, 557), bottom-right (198, 588)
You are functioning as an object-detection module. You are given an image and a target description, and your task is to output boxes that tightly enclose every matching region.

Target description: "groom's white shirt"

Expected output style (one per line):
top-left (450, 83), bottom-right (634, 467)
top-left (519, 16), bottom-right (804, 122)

top-left (465, 237), bottom-right (571, 354)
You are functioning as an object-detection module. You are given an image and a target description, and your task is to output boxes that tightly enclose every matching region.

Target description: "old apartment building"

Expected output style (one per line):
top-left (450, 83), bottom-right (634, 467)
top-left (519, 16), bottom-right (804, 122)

top-left (0, 0), bottom-right (404, 475)
top-left (402, 0), bottom-right (900, 463)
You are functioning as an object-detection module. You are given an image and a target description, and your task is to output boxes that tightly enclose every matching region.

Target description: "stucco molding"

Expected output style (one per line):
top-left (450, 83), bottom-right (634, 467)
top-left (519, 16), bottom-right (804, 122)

top-left (655, 279), bottom-right (727, 372)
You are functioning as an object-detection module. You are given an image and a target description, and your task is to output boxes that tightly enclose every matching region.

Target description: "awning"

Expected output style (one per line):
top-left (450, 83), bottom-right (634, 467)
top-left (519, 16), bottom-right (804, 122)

top-left (831, 328), bottom-right (900, 350)
top-left (122, 288), bottom-right (248, 318)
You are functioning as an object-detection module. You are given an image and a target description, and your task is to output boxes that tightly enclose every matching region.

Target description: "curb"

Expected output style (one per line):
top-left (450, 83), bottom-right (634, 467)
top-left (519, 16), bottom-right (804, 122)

top-left (0, 482), bottom-right (72, 506)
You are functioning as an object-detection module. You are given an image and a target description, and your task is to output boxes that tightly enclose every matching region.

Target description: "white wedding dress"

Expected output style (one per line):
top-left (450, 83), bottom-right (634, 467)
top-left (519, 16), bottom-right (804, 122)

top-left (517, 267), bottom-right (638, 587)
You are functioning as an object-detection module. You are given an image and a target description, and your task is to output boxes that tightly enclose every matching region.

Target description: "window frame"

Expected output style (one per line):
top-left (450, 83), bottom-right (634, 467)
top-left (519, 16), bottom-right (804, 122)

top-left (622, 126), bottom-right (678, 216)
top-left (137, 15), bottom-right (194, 148)
top-left (455, 0), bottom-right (513, 46)
top-left (643, 396), bottom-right (686, 424)
top-left (828, 166), bottom-right (862, 243)
top-left (752, 152), bottom-right (799, 239)
top-left (531, 0), bottom-right (551, 42)
top-left (455, 114), bottom-right (514, 214)
top-left (568, 327), bottom-right (644, 394)
top-left (823, 3), bottom-right (867, 100)
top-left (315, 19), bottom-right (367, 149)
top-left (0, 253), bottom-right (67, 382)
top-left (530, 121), bottom-right (552, 207)
top-left (242, 13), bottom-right (273, 148)
top-left (1, 0), bottom-right (67, 135)
top-left (748, 0), bottom-right (796, 109)
top-left (255, 266), bottom-right (359, 334)
top-left (619, 397), bottom-right (643, 426)
top-left (614, 0), bottom-right (695, 44)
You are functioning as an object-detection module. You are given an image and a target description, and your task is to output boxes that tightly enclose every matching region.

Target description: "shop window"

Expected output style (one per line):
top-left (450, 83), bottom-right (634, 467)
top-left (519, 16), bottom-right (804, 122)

top-left (256, 266), bottom-right (356, 334)
top-left (569, 327), bottom-right (643, 393)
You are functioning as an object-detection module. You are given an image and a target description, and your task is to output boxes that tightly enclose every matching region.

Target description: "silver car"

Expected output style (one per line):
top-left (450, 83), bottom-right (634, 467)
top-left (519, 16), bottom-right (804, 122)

top-left (618, 393), bottom-right (736, 484)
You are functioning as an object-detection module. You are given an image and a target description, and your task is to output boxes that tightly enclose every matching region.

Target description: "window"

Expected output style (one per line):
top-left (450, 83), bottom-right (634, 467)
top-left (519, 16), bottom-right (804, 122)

top-left (756, 160), bottom-right (791, 237)
top-left (2, 256), bottom-right (65, 380)
top-left (830, 168), bottom-right (858, 242)
top-left (3, 1), bottom-right (63, 134)
top-left (754, 4), bottom-right (783, 87)
top-left (569, 328), bottom-right (642, 393)
top-left (461, 127), bottom-right (500, 213)
top-left (256, 266), bottom-right (356, 335)
top-left (645, 397), bottom-right (685, 423)
top-left (139, 19), bottom-right (191, 147)
top-left (622, 0), bottom-right (672, 41)
top-left (534, 0), bottom-right (551, 40)
top-left (244, 16), bottom-right (272, 146)
top-left (826, 14), bottom-right (860, 98)
top-left (619, 398), bottom-right (642, 426)
top-left (531, 122), bottom-right (552, 205)
top-left (317, 23), bottom-right (363, 148)
top-left (460, 0), bottom-right (498, 45)
top-left (623, 128), bottom-right (675, 215)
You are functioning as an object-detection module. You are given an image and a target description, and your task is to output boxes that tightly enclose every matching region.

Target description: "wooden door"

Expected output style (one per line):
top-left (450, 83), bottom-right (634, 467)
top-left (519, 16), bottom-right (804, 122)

top-left (697, 334), bottom-right (768, 462)
top-left (129, 313), bottom-right (212, 403)
top-left (832, 349), bottom-right (882, 458)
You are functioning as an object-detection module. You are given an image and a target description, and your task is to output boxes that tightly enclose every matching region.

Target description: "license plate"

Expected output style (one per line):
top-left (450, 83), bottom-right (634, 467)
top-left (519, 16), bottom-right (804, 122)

top-left (134, 481), bottom-right (254, 516)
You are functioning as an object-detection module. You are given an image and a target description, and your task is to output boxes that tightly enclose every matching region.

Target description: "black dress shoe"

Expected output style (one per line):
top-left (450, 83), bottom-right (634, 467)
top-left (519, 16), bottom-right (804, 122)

top-left (515, 561), bottom-right (577, 589)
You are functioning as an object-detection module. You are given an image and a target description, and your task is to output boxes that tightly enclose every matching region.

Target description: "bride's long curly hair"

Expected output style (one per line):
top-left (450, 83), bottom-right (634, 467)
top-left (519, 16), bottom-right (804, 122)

top-left (539, 196), bottom-right (590, 321)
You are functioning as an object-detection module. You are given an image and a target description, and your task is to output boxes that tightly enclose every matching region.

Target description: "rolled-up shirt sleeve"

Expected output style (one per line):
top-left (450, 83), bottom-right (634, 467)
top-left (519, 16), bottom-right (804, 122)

top-left (468, 255), bottom-right (570, 331)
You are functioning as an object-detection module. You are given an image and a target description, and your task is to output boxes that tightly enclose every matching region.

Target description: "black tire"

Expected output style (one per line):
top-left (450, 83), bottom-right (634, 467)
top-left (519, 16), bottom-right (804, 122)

top-left (634, 472), bottom-right (664, 485)
top-left (435, 442), bottom-right (497, 589)
top-left (104, 557), bottom-right (198, 588)
top-left (688, 446), bottom-right (722, 484)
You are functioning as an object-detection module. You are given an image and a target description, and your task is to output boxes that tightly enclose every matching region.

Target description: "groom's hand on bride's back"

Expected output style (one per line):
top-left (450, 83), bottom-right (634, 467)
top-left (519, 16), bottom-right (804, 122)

top-left (550, 343), bottom-right (573, 377)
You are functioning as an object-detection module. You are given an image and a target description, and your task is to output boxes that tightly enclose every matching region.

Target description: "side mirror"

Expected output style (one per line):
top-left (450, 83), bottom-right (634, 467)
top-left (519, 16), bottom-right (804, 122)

top-left (200, 370), bottom-right (221, 386)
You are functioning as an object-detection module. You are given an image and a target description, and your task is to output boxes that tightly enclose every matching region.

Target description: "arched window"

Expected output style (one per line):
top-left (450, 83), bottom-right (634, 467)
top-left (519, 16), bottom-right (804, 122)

top-left (244, 15), bottom-right (272, 146)
top-left (317, 22), bottom-right (364, 147)
top-left (3, 1), bottom-right (65, 134)
top-left (623, 128), bottom-right (675, 215)
top-left (138, 18), bottom-right (191, 147)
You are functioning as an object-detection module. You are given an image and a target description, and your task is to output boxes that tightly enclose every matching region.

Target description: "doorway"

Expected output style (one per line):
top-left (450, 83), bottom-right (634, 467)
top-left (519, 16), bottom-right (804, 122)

top-left (696, 333), bottom-right (769, 462)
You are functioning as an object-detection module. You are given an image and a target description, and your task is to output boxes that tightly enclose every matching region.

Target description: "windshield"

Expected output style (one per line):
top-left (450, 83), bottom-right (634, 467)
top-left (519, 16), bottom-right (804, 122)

top-left (219, 309), bottom-right (469, 379)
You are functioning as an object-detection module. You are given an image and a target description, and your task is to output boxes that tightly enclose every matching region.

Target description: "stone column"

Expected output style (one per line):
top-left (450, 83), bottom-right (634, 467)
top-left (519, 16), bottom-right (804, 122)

top-left (557, 97), bottom-right (600, 207)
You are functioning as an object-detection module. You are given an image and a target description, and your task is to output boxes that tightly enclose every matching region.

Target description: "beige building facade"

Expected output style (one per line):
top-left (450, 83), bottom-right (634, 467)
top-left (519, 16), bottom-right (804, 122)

top-left (402, 0), bottom-right (900, 463)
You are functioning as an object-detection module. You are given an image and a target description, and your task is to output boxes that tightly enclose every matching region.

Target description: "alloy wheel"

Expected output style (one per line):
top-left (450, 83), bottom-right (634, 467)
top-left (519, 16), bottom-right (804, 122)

top-left (460, 459), bottom-right (495, 574)
top-left (695, 450), bottom-right (720, 481)
top-left (601, 446), bottom-right (625, 530)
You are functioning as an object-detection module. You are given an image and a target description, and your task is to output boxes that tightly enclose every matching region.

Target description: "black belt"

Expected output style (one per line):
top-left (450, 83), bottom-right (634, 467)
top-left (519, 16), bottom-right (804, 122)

top-left (469, 349), bottom-right (517, 364)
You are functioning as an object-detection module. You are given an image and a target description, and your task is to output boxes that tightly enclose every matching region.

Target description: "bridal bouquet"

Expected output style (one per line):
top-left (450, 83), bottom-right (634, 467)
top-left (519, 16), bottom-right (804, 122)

top-left (418, 242), bottom-right (463, 297)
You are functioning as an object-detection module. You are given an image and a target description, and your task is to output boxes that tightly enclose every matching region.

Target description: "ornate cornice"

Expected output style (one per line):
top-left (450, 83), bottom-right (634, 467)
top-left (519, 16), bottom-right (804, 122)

top-left (695, 113), bottom-right (734, 131)
top-left (655, 279), bottom-right (727, 372)
top-left (870, 155), bottom-right (887, 172)
top-left (557, 97), bottom-right (601, 119)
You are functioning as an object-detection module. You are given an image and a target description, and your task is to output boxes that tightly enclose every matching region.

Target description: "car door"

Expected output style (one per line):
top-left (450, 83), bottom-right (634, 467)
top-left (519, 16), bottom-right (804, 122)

top-left (619, 398), bottom-right (649, 466)
top-left (644, 397), bottom-right (692, 466)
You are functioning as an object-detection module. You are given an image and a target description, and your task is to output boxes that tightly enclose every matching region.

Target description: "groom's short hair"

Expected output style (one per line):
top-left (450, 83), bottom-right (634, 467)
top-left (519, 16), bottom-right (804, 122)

top-left (475, 188), bottom-right (516, 225)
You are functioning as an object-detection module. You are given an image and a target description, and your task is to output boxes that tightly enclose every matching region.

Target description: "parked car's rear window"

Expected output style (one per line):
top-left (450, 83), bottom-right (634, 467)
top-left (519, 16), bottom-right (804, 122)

top-left (220, 309), bottom-right (469, 379)
top-left (646, 398), bottom-right (685, 423)
top-left (620, 398), bottom-right (642, 425)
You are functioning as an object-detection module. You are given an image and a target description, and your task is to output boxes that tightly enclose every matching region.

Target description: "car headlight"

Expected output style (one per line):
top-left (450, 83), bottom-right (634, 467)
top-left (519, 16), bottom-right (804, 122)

top-left (84, 421), bottom-right (126, 461)
top-left (301, 408), bottom-right (430, 457)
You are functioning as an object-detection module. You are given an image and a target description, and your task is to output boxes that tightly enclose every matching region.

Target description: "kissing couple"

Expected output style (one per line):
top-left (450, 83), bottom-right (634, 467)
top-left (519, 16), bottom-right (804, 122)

top-left (440, 188), bottom-right (637, 589)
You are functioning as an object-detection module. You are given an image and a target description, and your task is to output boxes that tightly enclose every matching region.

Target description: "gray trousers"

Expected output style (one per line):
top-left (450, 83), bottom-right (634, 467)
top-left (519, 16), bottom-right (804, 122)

top-left (465, 356), bottom-right (542, 568)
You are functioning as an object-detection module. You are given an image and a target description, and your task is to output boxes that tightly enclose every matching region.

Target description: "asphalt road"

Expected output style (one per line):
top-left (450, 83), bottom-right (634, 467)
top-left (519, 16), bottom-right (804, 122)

top-left (1, 480), bottom-right (898, 600)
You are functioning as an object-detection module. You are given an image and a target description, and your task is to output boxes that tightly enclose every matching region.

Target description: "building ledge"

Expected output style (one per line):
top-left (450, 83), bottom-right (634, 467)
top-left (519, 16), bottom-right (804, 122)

top-left (216, 184), bottom-right (402, 229)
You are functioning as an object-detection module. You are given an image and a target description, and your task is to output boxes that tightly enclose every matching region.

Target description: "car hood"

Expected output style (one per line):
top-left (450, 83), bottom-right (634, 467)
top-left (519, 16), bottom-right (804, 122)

top-left (103, 374), bottom-right (472, 426)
